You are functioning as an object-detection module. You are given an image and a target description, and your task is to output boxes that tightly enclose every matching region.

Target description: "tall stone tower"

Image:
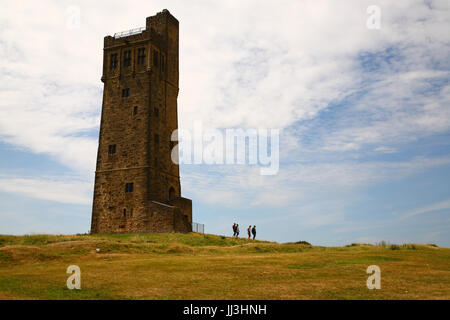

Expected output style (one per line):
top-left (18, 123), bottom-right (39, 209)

top-left (91, 10), bottom-right (192, 234)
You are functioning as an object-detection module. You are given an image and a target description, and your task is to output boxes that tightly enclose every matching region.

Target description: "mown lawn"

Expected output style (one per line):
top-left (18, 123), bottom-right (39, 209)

top-left (0, 233), bottom-right (448, 300)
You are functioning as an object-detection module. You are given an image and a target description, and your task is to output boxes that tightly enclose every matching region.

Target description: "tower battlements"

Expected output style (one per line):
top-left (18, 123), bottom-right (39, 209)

top-left (104, 10), bottom-right (178, 46)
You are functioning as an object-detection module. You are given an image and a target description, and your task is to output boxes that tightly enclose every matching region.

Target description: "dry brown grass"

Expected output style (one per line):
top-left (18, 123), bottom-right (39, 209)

top-left (0, 233), bottom-right (448, 300)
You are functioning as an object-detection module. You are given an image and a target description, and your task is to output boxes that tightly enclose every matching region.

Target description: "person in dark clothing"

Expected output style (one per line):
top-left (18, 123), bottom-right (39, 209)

top-left (251, 225), bottom-right (256, 240)
top-left (232, 223), bottom-right (237, 237)
top-left (235, 224), bottom-right (240, 237)
top-left (247, 225), bottom-right (251, 239)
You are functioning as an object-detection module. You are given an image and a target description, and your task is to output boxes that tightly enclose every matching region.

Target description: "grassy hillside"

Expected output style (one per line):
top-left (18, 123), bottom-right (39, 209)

top-left (0, 233), bottom-right (449, 300)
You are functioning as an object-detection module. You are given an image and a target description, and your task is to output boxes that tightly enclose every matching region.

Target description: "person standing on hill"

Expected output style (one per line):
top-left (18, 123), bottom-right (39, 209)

top-left (247, 225), bottom-right (251, 239)
top-left (236, 224), bottom-right (240, 237)
top-left (252, 225), bottom-right (256, 240)
top-left (232, 223), bottom-right (237, 237)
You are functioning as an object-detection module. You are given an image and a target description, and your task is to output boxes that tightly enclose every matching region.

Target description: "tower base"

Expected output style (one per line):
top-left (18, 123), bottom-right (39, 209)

top-left (91, 198), bottom-right (192, 234)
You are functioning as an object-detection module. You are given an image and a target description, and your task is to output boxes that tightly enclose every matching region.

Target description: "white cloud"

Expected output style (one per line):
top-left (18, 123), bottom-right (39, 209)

top-left (0, 174), bottom-right (92, 205)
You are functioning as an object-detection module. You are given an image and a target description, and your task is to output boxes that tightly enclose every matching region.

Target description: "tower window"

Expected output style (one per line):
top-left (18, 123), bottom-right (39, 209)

top-left (123, 209), bottom-right (127, 217)
top-left (169, 187), bottom-right (175, 200)
top-left (154, 134), bottom-right (159, 146)
top-left (130, 208), bottom-right (134, 217)
top-left (153, 107), bottom-right (159, 117)
top-left (122, 88), bottom-right (130, 98)
top-left (137, 48), bottom-right (146, 65)
top-left (153, 49), bottom-right (159, 67)
top-left (123, 50), bottom-right (131, 67)
top-left (110, 53), bottom-right (118, 70)
top-left (125, 183), bottom-right (134, 193)
top-left (133, 106), bottom-right (138, 116)
top-left (108, 144), bottom-right (116, 155)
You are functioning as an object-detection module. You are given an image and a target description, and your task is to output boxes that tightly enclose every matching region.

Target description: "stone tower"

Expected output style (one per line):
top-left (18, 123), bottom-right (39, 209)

top-left (91, 10), bottom-right (192, 234)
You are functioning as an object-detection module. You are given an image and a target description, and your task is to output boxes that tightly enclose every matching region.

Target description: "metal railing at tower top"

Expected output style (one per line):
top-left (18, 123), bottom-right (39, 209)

top-left (114, 27), bottom-right (146, 39)
top-left (192, 222), bottom-right (205, 234)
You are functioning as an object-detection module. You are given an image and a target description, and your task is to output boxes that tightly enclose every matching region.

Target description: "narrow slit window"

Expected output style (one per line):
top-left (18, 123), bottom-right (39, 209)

top-left (123, 50), bottom-right (131, 67)
top-left (108, 144), bottom-right (116, 155)
top-left (153, 49), bottom-right (159, 67)
top-left (137, 48), bottom-right (146, 65)
top-left (110, 53), bottom-right (118, 70)
top-left (125, 183), bottom-right (134, 193)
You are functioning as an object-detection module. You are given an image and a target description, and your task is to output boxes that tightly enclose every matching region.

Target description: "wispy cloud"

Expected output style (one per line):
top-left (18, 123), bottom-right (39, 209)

top-left (183, 156), bottom-right (450, 209)
top-left (401, 199), bottom-right (450, 220)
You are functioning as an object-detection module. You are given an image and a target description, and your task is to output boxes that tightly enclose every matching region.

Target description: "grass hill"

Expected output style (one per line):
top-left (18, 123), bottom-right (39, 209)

top-left (0, 233), bottom-right (448, 299)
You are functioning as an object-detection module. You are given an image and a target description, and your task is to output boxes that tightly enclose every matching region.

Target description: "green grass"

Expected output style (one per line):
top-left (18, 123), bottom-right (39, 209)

top-left (0, 233), bottom-right (448, 300)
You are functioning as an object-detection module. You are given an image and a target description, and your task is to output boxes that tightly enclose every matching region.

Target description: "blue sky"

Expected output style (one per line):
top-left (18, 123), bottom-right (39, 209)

top-left (0, 0), bottom-right (449, 246)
